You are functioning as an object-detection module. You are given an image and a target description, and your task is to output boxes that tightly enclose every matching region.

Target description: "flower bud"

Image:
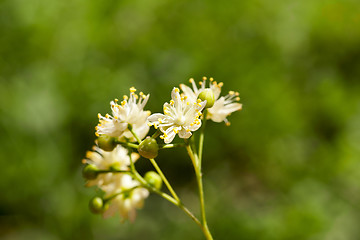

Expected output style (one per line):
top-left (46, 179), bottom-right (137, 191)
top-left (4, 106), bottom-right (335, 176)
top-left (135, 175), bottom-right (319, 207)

top-left (138, 137), bottom-right (159, 159)
top-left (89, 197), bottom-right (104, 214)
top-left (96, 135), bottom-right (117, 151)
top-left (144, 171), bottom-right (162, 190)
top-left (198, 88), bottom-right (215, 108)
top-left (82, 164), bottom-right (98, 180)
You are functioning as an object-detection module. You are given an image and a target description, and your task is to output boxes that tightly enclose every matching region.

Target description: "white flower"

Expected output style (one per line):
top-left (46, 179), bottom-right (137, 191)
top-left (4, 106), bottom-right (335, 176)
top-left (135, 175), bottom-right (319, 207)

top-left (82, 145), bottom-right (139, 188)
top-left (180, 77), bottom-right (242, 125)
top-left (102, 174), bottom-right (149, 222)
top-left (96, 87), bottom-right (151, 141)
top-left (83, 146), bottom-right (149, 222)
top-left (147, 87), bottom-right (206, 143)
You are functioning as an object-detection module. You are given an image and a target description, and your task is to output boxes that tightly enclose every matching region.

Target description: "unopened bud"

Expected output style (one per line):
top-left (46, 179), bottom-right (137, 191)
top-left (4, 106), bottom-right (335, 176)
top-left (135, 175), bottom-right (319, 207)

top-left (89, 197), bottom-right (104, 214)
top-left (198, 88), bottom-right (215, 108)
top-left (144, 171), bottom-right (162, 190)
top-left (138, 137), bottom-right (159, 159)
top-left (96, 135), bottom-right (117, 151)
top-left (82, 164), bottom-right (98, 180)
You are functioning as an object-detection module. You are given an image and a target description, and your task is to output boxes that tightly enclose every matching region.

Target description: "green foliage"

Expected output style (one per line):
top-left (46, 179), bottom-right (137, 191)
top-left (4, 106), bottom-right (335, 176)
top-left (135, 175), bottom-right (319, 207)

top-left (1, 0), bottom-right (360, 239)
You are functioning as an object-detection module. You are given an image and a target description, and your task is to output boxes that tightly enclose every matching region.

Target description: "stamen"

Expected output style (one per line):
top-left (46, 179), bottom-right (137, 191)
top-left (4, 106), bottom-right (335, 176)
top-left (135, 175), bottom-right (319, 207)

top-left (130, 87), bottom-right (136, 93)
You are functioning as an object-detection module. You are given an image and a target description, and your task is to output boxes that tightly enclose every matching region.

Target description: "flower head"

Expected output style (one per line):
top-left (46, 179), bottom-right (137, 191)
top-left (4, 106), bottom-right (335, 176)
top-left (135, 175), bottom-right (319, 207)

top-left (180, 77), bottom-right (242, 125)
top-left (148, 87), bottom-right (206, 143)
top-left (83, 145), bottom-right (149, 222)
top-left (102, 174), bottom-right (149, 222)
top-left (82, 145), bottom-right (139, 188)
top-left (96, 87), bottom-right (151, 141)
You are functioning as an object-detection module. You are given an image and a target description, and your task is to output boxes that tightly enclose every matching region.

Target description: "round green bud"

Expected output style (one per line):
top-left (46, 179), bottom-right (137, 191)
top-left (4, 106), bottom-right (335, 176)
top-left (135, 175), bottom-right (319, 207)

top-left (82, 164), bottom-right (98, 180)
top-left (144, 171), bottom-right (162, 190)
top-left (198, 88), bottom-right (215, 108)
top-left (97, 135), bottom-right (117, 151)
top-left (89, 197), bottom-right (104, 214)
top-left (138, 137), bottom-right (159, 159)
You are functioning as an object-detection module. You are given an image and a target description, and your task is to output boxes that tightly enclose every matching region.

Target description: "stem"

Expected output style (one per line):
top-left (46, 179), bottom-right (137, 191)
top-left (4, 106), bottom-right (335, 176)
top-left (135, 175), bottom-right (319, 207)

top-left (128, 153), bottom-right (202, 229)
top-left (159, 143), bottom-right (185, 149)
top-left (185, 143), bottom-right (213, 240)
top-left (149, 158), bottom-right (180, 202)
top-left (128, 124), bottom-right (141, 143)
top-left (115, 141), bottom-right (139, 149)
top-left (198, 110), bottom-right (207, 166)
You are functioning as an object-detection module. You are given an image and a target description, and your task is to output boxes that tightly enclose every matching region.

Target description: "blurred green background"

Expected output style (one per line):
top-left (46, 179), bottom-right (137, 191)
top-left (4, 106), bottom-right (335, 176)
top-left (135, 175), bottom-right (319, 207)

top-left (1, 0), bottom-right (360, 239)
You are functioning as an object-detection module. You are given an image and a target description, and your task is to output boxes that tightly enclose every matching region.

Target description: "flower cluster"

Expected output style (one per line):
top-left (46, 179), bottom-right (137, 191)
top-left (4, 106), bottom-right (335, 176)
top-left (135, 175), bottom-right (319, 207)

top-left (180, 77), bottom-right (242, 126)
top-left (96, 87), bottom-right (150, 142)
top-left (82, 77), bottom-right (242, 226)
top-left (82, 145), bottom-right (149, 221)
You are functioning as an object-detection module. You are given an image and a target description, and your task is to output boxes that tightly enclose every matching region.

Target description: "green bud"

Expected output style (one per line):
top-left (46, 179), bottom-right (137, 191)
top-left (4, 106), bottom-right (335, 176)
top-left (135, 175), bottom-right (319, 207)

top-left (97, 135), bottom-right (117, 151)
top-left (138, 137), bottom-right (159, 159)
top-left (198, 88), bottom-right (215, 108)
top-left (82, 164), bottom-right (98, 180)
top-left (144, 171), bottom-right (162, 190)
top-left (89, 197), bottom-right (104, 214)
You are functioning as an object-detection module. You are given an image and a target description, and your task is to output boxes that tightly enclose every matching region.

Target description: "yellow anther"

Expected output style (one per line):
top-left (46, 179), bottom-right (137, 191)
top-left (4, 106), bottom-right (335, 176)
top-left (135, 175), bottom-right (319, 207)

top-left (95, 132), bottom-right (99, 137)
top-left (174, 88), bottom-right (180, 93)
top-left (97, 113), bottom-right (101, 118)
top-left (236, 97), bottom-right (240, 101)
top-left (130, 87), bottom-right (136, 93)
top-left (225, 122), bottom-right (231, 126)
top-left (114, 98), bottom-right (119, 102)
top-left (123, 95), bottom-right (128, 100)
top-left (173, 128), bottom-right (179, 134)
top-left (86, 151), bottom-right (92, 159)
top-left (186, 129), bottom-right (190, 132)
top-left (218, 82), bottom-right (224, 87)
top-left (209, 77), bottom-right (214, 81)
top-left (134, 94), bottom-right (139, 99)
top-left (121, 100), bottom-right (127, 106)
top-left (229, 91), bottom-right (235, 95)
top-left (147, 123), bottom-right (152, 127)
top-left (105, 114), bottom-right (110, 118)
top-left (235, 92), bottom-right (239, 96)
top-left (114, 116), bottom-right (118, 119)
top-left (197, 99), bottom-right (202, 103)
top-left (81, 159), bottom-right (87, 164)
top-left (139, 92), bottom-right (144, 96)
top-left (160, 135), bottom-right (164, 139)
top-left (202, 76), bottom-right (207, 81)
top-left (186, 102), bottom-right (190, 105)
top-left (158, 118), bottom-right (163, 123)
top-left (189, 78), bottom-right (194, 83)
top-left (170, 100), bottom-right (174, 105)
top-left (183, 95), bottom-right (187, 100)
top-left (199, 81), bottom-right (203, 85)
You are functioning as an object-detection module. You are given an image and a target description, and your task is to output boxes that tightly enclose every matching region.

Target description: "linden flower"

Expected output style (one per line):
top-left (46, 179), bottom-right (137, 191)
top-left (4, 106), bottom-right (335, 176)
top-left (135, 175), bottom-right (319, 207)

top-left (180, 77), bottom-right (242, 125)
top-left (82, 145), bottom-right (139, 188)
top-left (148, 87), bottom-right (206, 143)
top-left (102, 174), bottom-right (149, 222)
top-left (96, 87), bottom-right (151, 141)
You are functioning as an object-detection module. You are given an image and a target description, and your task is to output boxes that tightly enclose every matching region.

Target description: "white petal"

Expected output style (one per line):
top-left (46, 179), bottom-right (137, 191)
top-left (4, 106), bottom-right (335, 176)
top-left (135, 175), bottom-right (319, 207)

top-left (180, 84), bottom-right (197, 102)
top-left (178, 128), bottom-right (192, 139)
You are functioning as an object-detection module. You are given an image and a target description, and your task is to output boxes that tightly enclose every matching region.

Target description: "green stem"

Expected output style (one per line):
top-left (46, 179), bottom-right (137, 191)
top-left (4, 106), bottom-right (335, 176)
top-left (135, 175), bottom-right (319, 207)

top-left (198, 110), bottom-right (207, 166)
top-left (185, 143), bottom-right (213, 240)
top-left (159, 143), bottom-right (185, 149)
top-left (115, 141), bottom-right (139, 149)
top-left (128, 124), bottom-right (141, 143)
top-left (149, 158), bottom-right (180, 202)
top-left (128, 153), bottom-right (202, 229)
